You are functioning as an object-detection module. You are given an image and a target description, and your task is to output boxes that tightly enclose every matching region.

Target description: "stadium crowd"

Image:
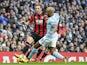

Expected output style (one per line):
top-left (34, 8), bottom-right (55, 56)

top-left (0, 0), bottom-right (87, 53)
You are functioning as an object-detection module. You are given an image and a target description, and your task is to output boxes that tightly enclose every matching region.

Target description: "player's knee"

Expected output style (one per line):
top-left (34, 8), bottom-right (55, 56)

top-left (49, 47), bottom-right (56, 54)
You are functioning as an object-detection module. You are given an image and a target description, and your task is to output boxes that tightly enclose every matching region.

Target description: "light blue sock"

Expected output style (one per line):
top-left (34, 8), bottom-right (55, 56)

top-left (28, 48), bottom-right (38, 59)
top-left (52, 51), bottom-right (64, 60)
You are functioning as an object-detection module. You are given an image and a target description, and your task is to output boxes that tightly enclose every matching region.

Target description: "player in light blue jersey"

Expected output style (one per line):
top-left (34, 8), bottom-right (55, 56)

top-left (28, 7), bottom-right (68, 63)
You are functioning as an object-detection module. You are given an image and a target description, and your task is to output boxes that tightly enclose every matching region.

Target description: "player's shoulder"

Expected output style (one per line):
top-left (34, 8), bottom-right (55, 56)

top-left (53, 13), bottom-right (59, 20)
top-left (49, 13), bottom-right (59, 21)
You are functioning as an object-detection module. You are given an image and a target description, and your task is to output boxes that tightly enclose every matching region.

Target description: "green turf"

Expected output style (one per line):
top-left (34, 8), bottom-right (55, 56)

top-left (0, 62), bottom-right (87, 65)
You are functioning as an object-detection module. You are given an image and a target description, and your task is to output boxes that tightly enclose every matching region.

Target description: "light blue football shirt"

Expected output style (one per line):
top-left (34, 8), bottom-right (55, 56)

top-left (46, 13), bottom-right (59, 39)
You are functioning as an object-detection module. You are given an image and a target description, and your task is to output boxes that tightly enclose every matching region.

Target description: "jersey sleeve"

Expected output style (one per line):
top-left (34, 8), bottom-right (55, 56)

top-left (50, 13), bottom-right (60, 25)
top-left (30, 14), bottom-right (34, 24)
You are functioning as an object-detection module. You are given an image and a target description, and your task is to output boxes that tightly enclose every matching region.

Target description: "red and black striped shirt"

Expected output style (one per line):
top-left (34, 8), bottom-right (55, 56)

top-left (30, 13), bottom-right (46, 37)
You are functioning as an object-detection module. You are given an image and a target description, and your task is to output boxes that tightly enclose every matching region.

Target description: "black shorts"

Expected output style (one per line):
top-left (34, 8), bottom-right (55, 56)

top-left (31, 32), bottom-right (42, 43)
top-left (22, 46), bottom-right (30, 54)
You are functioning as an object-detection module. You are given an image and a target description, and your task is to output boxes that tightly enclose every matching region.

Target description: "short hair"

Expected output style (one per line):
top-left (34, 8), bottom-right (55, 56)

top-left (35, 3), bottom-right (42, 8)
top-left (46, 7), bottom-right (55, 17)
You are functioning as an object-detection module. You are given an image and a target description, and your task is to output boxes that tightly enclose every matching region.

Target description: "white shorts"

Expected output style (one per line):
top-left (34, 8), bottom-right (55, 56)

top-left (39, 35), bottom-right (58, 47)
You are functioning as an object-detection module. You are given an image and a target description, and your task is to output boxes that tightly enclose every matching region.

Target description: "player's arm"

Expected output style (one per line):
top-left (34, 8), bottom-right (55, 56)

top-left (22, 14), bottom-right (34, 25)
top-left (22, 21), bottom-right (30, 25)
top-left (50, 24), bottom-right (58, 34)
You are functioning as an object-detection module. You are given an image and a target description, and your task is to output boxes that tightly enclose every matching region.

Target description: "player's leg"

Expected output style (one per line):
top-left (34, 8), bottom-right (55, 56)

top-left (48, 36), bottom-right (68, 63)
top-left (28, 36), bottom-right (47, 61)
top-left (30, 32), bottom-right (43, 60)
top-left (39, 46), bottom-right (48, 61)
top-left (27, 42), bottom-right (41, 60)
top-left (49, 47), bottom-right (64, 59)
top-left (30, 48), bottom-right (44, 62)
top-left (39, 52), bottom-right (48, 61)
top-left (36, 49), bottom-right (43, 59)
top-left (49, 47), bottom-right (68, 63)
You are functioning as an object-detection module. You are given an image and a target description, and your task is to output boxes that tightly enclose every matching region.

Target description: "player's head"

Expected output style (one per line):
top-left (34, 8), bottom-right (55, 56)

top-left (46, 7), bottom-right (55, 17)
top-left (35, 3), bottom-right (42, 14)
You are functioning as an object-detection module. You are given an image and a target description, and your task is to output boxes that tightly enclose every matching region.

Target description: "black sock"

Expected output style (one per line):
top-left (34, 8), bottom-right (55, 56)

top-left (36, 49), bottom-right (42, 58)
top-left (42, 52), bottom-right (47, 59)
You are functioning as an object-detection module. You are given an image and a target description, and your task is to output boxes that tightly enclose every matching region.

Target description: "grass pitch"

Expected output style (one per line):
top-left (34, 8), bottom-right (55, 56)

top-left (0, 62), bottom-right (87, 65)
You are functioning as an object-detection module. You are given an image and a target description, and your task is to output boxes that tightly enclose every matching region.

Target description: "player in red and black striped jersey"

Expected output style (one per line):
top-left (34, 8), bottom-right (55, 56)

top-left (14, 3), bottom-right (48, 62)
top-left (27, 3), bottom-right (47, 62)
top-left (29, 5), bottom-right (46, 43)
